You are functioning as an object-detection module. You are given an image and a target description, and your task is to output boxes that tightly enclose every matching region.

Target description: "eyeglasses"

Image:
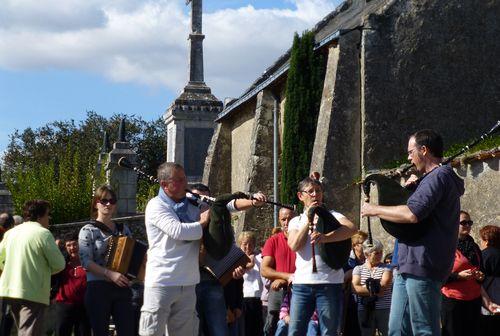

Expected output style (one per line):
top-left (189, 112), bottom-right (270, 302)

top-left (407, 147), bottom-right (421, 156)
top-left (459, 220), bottom-right (473, 226)
top-left (300, 189), bottom-right (323, 196)
top-left (99, 198), bottom-right (117, 205)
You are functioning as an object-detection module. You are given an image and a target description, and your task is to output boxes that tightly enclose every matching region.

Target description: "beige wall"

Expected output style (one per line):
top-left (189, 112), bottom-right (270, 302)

top-left (457, 156), bottom-right (500, 238)
top-left (230, 103), bottom-right (256, 192)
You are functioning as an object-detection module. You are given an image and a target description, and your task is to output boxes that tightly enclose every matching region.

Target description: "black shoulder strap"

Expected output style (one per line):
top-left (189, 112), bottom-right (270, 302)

top-left (115, 222), bottom-right (124, 235)
top-left (90, 220), bottom-right (122, 236)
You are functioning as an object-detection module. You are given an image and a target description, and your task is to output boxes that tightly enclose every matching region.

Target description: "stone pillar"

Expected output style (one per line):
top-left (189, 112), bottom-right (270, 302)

top-left (106, 119), bottom-right (138, 216)
top-left (235, 89), bottom-right (275, 240)
top-left (310, 30), bottom-right (362, 224)
top-left (0, 168), bottom-right (14, 214)
top-left (189, 0), bottom-right (205, 84)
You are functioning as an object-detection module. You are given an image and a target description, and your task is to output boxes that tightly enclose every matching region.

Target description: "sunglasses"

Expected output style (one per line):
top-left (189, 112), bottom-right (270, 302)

top-left (459, 220), bottom-right (473, 226)
top-left (99, 198), bottom-right (117, 205)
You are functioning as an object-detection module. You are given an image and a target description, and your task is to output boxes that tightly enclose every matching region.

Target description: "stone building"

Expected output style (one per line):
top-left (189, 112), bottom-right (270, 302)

top-left (203, 0), bottom-right (500, 243)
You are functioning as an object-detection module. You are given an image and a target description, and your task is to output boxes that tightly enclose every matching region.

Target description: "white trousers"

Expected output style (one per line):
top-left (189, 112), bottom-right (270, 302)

top-left (139, 285), bottom-right (198, 336)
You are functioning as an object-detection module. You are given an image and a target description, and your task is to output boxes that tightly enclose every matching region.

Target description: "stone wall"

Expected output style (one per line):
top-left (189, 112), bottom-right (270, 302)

top-left (203, 123), bottom-right (232, 195)
top-left (230, 104), bottom-right (256, 192)
top-left (457, 155), bottom-right (500, 239)
top-left (235, 90), bottom-right (276, 240)
top-left (362, 0), bottom-right (500, 170)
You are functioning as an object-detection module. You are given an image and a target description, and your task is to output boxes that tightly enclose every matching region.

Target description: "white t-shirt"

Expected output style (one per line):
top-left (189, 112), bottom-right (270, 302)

top-left (288, 210), bottom-right (346, 284)
top-left (243, 254), bottom-right (263, 298)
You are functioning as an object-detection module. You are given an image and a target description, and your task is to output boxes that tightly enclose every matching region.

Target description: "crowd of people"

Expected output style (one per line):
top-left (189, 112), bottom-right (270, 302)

top-left (0, 129), bottom-right (498, 336)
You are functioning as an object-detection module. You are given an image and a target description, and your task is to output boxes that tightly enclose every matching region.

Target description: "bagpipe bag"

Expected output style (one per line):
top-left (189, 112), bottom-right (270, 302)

top-left (203, 192), bottom-right (249, 260)
top-left (310, 206), bottom-right (351, 270)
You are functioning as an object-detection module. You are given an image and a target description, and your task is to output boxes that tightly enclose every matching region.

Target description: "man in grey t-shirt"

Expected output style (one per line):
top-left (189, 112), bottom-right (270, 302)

top-left (362, 129), bottom-right (464, 336)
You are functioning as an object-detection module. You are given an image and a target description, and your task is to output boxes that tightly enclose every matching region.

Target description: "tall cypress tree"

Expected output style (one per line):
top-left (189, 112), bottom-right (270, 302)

top-left (281, 31), bottom-right (325, 205)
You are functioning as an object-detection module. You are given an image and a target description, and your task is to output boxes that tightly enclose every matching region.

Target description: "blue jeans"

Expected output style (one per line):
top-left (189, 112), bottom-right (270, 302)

top-left (389, 273), bottom-right (442, 336)
top-left (288, 284), bottom-right (342, 336)
top-left (196, 280), bottom-right (228, 336)
top-left (275, 319), bottom-right (319, 336)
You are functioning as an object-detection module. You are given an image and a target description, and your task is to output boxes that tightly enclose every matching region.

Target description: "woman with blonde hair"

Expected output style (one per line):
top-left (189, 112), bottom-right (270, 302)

top-left (78, 185), bottom-right (134, 336)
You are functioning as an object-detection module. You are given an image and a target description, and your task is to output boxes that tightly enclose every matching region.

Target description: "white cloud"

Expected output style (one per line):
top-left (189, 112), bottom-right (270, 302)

top-left (0, 0), bottom-right (340, 98)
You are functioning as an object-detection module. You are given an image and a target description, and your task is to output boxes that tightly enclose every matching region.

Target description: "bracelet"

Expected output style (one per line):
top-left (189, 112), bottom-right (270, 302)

top-left (103, 269), bottom-right (109, 278)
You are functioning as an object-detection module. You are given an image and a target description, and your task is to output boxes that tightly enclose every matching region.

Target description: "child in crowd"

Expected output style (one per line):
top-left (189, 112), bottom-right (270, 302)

top-left (275, 290), bottom-right (319, 336)
top-left (239, 231), bottom-right (264, 336)
top-left (53, 232), bottom-right (91, 336)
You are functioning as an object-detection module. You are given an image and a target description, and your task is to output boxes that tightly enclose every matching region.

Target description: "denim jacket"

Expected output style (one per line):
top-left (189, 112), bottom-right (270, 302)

top-left (78, 221), bottom-right (132, 282)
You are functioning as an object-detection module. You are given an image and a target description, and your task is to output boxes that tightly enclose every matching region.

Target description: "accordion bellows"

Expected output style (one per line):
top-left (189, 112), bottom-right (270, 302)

top-left (106, 236), bottom-right (147, 281)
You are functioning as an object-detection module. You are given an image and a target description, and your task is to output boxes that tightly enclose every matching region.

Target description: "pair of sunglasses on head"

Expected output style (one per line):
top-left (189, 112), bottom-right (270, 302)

top-left (98, 198), bottom-right (117, 205)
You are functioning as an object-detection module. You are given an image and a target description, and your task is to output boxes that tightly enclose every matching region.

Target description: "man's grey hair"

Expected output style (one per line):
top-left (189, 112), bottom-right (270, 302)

top-left (363, 238), bottom-right (383, 255)
top-left (157, 162), bottom-right (184, 182)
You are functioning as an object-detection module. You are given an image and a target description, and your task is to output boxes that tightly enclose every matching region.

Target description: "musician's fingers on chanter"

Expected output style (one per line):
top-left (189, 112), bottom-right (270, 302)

top-left (360, 203), bottom-right (373, 217)
top-left (404, 174), bottom-right (419, 187)
top-left (199, 210), bottom-right (210, 227)
top-left (310, 231), bottom-right (322, 244)
top-left (252, 192), bottom-right (267, 204)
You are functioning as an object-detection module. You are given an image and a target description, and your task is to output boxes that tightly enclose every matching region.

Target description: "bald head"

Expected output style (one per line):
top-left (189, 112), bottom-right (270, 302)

top-left (278, 207), bottom-right (296, 236)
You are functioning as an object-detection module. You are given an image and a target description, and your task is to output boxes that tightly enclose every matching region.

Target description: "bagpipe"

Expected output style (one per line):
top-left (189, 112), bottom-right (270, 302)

top-left (306, 204), bottom-right (352, 271)
top-left (362, 120), bottom-right (500, 243)
top-left (117, 157), bottom-right (295, 261)
top-left (186, 190), bottom-right (295, 260)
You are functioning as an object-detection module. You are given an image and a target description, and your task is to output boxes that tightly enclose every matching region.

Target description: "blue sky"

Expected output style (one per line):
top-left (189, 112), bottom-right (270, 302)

top-left (0, 0), bottom-right (340, 159)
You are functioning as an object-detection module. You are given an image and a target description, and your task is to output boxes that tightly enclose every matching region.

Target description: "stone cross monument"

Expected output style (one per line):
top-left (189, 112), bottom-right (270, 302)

top-left (164, 0), bottom-right (223, 182)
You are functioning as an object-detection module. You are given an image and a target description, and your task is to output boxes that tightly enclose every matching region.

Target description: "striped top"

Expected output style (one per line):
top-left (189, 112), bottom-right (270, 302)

top-left (352, 263), bottom-right (392, 310)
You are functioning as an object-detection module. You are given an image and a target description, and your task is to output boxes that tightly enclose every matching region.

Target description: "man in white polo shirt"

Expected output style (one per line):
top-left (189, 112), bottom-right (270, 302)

top-left (287, 176), bottom-right (356, 336)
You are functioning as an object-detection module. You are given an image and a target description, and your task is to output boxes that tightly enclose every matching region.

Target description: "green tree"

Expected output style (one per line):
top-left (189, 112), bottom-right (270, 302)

top-left (281, 31), bottom-right (325, 205)
top-left (2, 111), bottom-right (167, 222)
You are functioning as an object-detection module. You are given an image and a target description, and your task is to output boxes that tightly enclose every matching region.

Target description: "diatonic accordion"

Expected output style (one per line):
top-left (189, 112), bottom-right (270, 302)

top-left (105, 236), bottom-right (147, 281)
top-left (202, 244), bottom-right (250, 286)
